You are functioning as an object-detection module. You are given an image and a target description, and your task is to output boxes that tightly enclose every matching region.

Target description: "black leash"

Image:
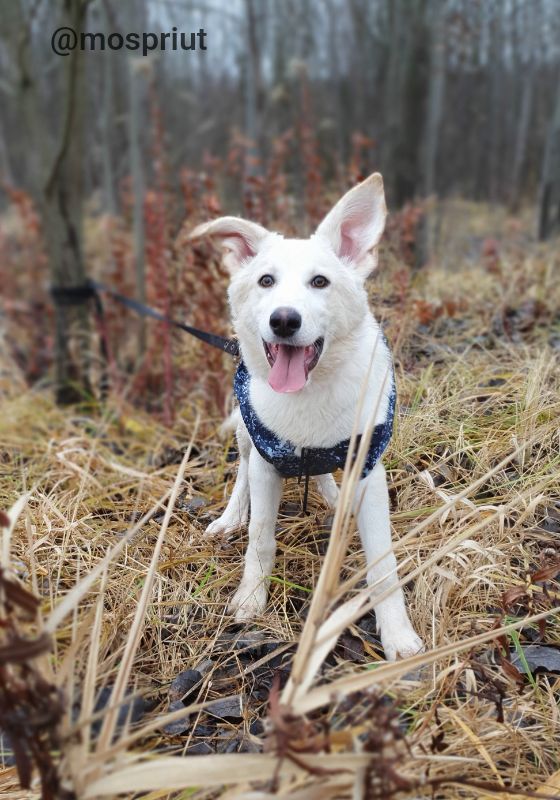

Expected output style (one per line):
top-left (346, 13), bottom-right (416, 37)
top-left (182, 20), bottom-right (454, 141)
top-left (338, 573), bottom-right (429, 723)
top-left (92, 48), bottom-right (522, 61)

top-left (50, 279), bottom-right (239, 357)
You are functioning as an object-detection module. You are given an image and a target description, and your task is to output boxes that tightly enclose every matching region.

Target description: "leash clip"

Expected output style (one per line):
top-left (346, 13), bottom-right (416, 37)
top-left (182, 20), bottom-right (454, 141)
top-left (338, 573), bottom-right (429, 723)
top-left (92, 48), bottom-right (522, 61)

top-left (298, 447), bottom-right (311, 515)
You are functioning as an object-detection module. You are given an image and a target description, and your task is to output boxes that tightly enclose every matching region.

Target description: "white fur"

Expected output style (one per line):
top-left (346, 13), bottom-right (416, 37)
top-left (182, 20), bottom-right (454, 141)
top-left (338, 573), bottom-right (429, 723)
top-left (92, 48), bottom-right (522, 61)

top-left (188, 173), bottom-right (423, 660)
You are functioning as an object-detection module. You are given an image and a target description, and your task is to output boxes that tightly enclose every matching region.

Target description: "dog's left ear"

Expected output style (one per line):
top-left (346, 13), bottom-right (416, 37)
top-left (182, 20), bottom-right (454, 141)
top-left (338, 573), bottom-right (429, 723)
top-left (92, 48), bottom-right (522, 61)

top-left (187, 216), bottom-right (269, 273)
top-left (315, 173), bottom-right (387, 278)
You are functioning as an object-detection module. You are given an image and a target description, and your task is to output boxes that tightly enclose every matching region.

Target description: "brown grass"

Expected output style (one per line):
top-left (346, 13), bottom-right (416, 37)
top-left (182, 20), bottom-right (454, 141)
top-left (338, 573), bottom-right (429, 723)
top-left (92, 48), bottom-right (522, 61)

top-left (1, 200), bottom-right (560, 799)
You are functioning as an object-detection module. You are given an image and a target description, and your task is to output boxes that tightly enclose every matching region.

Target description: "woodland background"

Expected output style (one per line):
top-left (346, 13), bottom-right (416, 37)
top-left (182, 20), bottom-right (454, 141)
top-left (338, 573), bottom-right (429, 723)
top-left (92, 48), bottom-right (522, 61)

top-left (1, 0), bottom-right (560, 408)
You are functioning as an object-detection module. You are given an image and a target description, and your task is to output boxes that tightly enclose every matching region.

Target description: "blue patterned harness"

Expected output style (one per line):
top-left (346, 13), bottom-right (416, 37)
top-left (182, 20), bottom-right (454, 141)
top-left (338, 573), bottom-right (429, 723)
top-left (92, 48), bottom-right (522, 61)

top-left (233, 360), bottom-right (396, 481)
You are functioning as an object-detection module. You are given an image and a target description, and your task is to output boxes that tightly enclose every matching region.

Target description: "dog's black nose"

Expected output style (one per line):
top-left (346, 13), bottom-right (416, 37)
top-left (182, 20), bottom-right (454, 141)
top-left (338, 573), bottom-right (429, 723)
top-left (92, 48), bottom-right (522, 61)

top-left (269, 307), bottom-right (302, 338)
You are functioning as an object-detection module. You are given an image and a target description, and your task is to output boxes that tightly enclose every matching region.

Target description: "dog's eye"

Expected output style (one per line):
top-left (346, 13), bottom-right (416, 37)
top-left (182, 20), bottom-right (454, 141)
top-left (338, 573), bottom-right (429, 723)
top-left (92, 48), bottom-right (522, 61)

top-left (258, 274), bottom-right (275, 288)
top-left (311, 275), bottom-right (329, 289)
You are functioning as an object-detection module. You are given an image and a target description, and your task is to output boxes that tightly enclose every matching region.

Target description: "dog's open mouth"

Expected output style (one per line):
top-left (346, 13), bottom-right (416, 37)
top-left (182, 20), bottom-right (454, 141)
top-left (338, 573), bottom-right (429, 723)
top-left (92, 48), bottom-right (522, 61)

top-left (263, 338), bottom-right (324, 393)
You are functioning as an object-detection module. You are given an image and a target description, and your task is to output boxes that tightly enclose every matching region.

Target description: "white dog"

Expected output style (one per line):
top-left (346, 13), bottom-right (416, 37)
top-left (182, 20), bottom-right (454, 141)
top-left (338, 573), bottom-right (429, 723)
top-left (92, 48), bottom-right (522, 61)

top-left (189, 174), bottom-right (423, 660)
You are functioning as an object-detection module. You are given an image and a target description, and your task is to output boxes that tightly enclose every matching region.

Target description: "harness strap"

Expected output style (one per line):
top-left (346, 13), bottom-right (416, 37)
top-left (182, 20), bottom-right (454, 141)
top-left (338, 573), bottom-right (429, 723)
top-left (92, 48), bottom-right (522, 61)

top-left (298, 448), bottom-right (311, 515)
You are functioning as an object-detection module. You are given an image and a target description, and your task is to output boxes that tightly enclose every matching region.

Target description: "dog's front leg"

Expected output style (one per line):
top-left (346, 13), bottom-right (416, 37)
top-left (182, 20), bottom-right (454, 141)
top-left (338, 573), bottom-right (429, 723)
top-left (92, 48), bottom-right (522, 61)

top-left (206, 423), bottom-right (251, 536)
top-left (354, 462), bottom-right (423, 661)
top-left (228, 446), bottom-right (283, 622)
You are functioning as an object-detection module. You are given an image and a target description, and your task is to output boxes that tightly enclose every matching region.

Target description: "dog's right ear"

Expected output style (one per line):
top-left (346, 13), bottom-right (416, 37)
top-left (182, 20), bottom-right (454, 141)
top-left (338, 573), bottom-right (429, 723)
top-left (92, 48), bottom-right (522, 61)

top-left (187, 217), bottom-right (269, 273)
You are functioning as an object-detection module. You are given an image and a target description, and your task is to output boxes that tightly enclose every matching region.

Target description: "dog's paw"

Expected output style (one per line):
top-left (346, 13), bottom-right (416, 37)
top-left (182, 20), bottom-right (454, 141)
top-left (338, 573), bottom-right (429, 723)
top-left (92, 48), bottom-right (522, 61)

top-left (380, 625), bottom-right (424, 662)
top-left (228, 582), bottom-right (267, 622)
top-left (205, 515), bottom-right (245, 537)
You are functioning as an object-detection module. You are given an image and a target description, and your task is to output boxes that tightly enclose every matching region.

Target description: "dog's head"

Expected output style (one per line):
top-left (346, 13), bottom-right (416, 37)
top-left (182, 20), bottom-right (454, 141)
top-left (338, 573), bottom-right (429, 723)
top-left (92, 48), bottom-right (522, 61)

top-left (188, 173), bottom-right (386, 393)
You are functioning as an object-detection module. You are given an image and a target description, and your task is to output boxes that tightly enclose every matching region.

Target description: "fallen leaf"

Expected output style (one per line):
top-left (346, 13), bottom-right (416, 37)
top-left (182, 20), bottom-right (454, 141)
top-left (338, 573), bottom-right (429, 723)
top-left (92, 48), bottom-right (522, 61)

top-left (511, 645), bottom-right (560, 674)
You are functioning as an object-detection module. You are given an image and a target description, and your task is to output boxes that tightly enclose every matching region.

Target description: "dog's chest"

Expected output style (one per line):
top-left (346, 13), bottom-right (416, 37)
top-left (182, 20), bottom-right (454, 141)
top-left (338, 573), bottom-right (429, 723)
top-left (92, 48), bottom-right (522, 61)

top-left (240, 357), bottom-right (391, 450)
top-left (249, 375), bottom-right (359, 448)
top-left (234, 361), bottom-right (395, 477)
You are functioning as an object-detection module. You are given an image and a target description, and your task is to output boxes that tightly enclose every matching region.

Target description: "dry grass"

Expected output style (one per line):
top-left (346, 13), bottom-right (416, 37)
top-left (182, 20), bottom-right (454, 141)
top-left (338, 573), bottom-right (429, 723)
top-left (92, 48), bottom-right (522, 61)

top-left (1, 201), bottom-right (560, 799)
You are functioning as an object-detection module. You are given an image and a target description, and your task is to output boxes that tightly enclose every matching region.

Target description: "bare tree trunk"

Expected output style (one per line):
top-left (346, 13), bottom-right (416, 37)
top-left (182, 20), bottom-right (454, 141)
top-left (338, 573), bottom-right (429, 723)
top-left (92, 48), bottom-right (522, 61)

top-left (508, 0), bottom-right (537, 215)
top-left (13, 0), bottom-right (44, 202)
top-left (509, 67), bottom-right (533, 212)
top-left (327, 0), bottom-right (346, 170)
top-left (538, 72), bottom-right (560, 240)
top-left (383, 0), bottom-right (429, 207)
top-left (15, 0), bottom-right (91, 402)
top-left (40, 0), bottom-right (91, 403)
top-left (423, 1), bottom-right (446, 199)
top-left (488, 8), bottom-right (504, 203)
top-left (0, 115), bottom-right (13, 185)
top-left (244, 0), bottom-right (264, 175)
top-left (382, 0), bottom-right (405, 203)
top-left (101, 0), bottom-right (117, 215)
top-left (416, 0), bottom-right (446, 267)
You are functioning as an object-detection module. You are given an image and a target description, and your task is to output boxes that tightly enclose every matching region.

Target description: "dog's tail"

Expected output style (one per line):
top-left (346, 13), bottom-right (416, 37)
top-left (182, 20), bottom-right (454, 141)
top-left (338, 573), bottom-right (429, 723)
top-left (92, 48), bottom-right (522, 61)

top-left (218, 407), bottom-right (241, 438)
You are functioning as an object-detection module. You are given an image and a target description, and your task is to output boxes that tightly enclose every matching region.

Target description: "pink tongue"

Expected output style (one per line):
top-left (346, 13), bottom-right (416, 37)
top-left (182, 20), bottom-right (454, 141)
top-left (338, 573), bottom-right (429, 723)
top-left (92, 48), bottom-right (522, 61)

top-left (268, 345), bottom-right (307, 393)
